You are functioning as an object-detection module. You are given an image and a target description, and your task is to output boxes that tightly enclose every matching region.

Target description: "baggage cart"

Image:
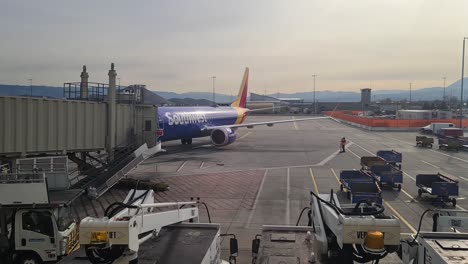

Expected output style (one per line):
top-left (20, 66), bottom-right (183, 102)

top-left (438, 137), bottom-right (462, 151)
top-left (360, 156), bottom-right (386, 170)
top-left (348, 181), bottom-right (382, 205)
top-left (339, 170), bottom-right (374, 192)
top-left (416, 136), bottom-right (434, 148)
top-left (339, 170), bottom-right (381, 204)
top-left (369, 164), bottom-right (403, 191)
top-left (376, 150), bottom-right (402, 169)
top-left (416, 173), bottom-right (458, 207)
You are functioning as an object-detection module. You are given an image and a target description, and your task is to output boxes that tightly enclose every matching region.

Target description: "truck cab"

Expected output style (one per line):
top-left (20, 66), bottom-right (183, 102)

top-left (0, 173), bottom-right (78, 264)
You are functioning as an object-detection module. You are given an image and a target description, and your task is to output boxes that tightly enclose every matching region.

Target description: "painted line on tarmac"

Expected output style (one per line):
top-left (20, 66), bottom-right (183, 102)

top-left (384, 201), bottom-right (417, 233)
top-left (199, 161), bottom-right (204, 169)
top-left (309, 168), bottom-right (319, 193)
top-left (292, 116), bottom-right (299, 130)
top-left (245, 169), bottom-right (268, 228)
top-left (176, 161), bottom-right (187, 172)
top-left (421, 160), bottom-right (440, 169)
top-left (402, 171), bottom-right (416, 182)
top-left (347, 148), bottom-right (362, 159)
top-left (330, 168), bottom-right (341, 185)
top-left (286, 168), bottom-right (291, 225)
top-left (239, 131), bottom-right (252, 140)
top-left (429, 149), bottom-right (468, 164)
top-left (353, 142), bottom-right (374, 155)
top-left (316, 142), bottom-right (354, 166)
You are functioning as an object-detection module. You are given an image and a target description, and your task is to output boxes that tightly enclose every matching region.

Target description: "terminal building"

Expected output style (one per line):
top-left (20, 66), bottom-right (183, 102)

top-left (247, 88), bottom-right (374, 114)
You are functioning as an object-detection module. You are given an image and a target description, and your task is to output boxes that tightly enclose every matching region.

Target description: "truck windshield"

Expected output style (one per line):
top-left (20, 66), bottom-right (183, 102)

top-left (56, 207), bottom-right (75, 232)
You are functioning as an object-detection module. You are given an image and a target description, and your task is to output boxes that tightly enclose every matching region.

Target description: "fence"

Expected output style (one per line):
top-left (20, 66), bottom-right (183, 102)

top-left (325, 111), bottom-right (468, 128)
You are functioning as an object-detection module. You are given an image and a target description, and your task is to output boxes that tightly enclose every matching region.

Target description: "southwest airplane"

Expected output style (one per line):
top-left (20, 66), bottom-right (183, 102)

top-left (157, 68), bottom-right (329, 146)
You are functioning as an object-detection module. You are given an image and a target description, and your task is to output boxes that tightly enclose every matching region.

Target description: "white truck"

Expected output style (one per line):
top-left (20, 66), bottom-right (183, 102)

top-left (420, 122), bottom-right (455, 135)
top-left (0, 173), bottom-right (79, 264)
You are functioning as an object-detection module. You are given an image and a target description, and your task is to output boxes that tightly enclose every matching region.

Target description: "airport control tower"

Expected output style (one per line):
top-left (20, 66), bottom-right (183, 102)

top-left (361, 88), bottom-right (371, 110)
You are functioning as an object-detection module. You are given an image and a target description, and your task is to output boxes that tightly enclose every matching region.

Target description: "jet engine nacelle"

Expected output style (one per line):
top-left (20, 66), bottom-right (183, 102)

top-left (210, 128), bottom-right (237, 146)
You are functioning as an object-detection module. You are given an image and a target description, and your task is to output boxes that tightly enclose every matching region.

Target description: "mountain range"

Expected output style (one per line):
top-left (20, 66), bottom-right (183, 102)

top-left (1, 78), bottom-right (467, 103)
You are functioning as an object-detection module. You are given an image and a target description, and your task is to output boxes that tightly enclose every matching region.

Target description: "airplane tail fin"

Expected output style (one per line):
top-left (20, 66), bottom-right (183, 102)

top-left (231, 67), bottom-right (249, 108)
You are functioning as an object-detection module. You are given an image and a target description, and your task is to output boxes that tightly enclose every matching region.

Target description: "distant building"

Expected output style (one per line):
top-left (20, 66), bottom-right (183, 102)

top-left (248, 88), bottom-right (375, 113)
top-left (396, 110), bottom-right (452, 119)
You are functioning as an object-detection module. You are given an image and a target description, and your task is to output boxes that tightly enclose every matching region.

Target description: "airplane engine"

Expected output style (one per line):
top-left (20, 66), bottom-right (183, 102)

top-left (210, 128), bottom-right (237, 146)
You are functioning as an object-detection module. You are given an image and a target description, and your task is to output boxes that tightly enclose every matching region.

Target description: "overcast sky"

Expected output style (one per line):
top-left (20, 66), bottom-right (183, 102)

top-left (1, 0), bottom-right (467, 94)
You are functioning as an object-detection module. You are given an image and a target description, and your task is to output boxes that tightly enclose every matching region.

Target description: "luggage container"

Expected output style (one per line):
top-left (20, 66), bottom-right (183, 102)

top-left (376, 150), bottom-right (402, 169)
top-left (360, 156), bottom-right (386, 170)
top-left (416, 173), bottom-right (458, 207)
top-left (416, 136), bottom-right (434, 148)
top-left (369, 164), bottom-right (403, 191)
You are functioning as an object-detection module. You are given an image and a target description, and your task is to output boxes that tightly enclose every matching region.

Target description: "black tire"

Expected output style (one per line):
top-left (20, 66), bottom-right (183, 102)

top-left (418, 189), bottom-right (422, 197)
top-left (340, 184), bottom-right (343, 192)
top-left (187, 138), bottom-right (193, 144)
top-left (452, 198), bottom-right (457, 207)
top-left (397, 184), bottom-right (402, 192)
top-left (181, 139), bottom-right (186, 145)
top-left (398, 164), bottom-right (402, 170)
top-left (15, 253), bottom-right (42, 264)
top-left (429, 144), bottom-right (432, 148)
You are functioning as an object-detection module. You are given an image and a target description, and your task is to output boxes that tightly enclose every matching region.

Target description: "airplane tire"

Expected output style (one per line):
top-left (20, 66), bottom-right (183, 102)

top-left (181, 139), bottom-right (186, 145)
top-left (187, 138), bottom-right (193, 144)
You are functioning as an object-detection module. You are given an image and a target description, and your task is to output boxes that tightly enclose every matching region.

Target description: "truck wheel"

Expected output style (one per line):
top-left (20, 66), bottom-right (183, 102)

top-left (418, 189), bottom-right (422, 197)
top-left (16, 253), bottom-right (42, 264)
top-left (452, 198), bottom-right (457, 207)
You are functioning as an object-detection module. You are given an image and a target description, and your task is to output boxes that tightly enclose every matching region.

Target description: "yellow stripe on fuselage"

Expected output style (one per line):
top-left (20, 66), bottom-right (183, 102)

top-left (234, 107), bottom-right (247, 124)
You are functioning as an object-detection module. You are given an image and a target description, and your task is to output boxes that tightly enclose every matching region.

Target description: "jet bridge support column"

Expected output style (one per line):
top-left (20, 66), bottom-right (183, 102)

top-left (80, 65), bottom-right (89, 99)
top-left (107, 63), bottom-right (117, 161)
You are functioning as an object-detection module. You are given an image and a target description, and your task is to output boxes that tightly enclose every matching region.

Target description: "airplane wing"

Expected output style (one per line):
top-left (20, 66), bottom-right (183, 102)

top-left (204, 116), bottom-right (330, 130)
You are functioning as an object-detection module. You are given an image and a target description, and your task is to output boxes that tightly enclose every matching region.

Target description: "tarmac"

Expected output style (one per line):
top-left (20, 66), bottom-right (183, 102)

top-left (122, 115), bottom-right (468, 263)
top-left (60, 115), bottom-right (468, 263)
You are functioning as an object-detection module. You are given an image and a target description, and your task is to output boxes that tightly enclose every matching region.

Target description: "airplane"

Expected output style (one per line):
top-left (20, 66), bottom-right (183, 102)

top-left (157, 67), bottom-right (329, 146)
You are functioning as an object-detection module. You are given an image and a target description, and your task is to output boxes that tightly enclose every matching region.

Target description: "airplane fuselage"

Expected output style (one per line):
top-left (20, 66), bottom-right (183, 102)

top-left (157, 106), bottom-right (246, 142)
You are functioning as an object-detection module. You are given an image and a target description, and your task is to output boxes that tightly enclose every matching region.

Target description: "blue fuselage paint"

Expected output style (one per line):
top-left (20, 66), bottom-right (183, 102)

top-left (157, 106), bottom-right (242, 142)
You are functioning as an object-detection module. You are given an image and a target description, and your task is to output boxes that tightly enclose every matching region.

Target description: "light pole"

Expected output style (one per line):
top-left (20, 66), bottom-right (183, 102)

top-left (312, 74), bottom-right (317, 114)
top-left (409, 82), bottom-right (412, 109)
top-left (118, 78), bottom-right (121, 89)
top-left (460, 37), bottom-right (468, 128)
top-left (28, 79), bottom-right (32, 97)
top-left (442, 77), bottom-right (446, 101)
top-left (211, 76), bottom-right (216, 107)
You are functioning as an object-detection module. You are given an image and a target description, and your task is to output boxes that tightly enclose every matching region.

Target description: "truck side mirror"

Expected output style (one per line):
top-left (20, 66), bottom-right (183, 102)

top-left (230, 238), bottom-right (238, 256)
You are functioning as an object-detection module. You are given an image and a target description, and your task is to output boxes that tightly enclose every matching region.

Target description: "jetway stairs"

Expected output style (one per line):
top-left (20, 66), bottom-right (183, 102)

top-left (70, 142), bottom-right (161, 199)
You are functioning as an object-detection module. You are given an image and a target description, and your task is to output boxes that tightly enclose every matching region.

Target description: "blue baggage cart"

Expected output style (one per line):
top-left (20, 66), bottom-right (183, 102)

top-left (339, 170), bottom-right (374, 192)
top-left (339, 170), bottom-right (381, 204)
top-left (370, 164), bottom-right (403, 191)
top-left (360, 156), bottom-right (386, 170)
top-left (348, 181), bottom-right (382, 205)
top-left (416, 173), bottom-right (458, 207)
top-left (376, 150), bottom-right (402, 169)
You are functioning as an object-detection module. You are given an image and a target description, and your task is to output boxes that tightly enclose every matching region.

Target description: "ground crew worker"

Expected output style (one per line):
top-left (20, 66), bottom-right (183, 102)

top-left (340, 137), bottom-right (346, 153)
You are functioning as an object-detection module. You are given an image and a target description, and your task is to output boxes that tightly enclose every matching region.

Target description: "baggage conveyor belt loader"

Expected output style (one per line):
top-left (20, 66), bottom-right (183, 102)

top-left (310, 190), bottom-right (401, 263)
top-left (60, 189), bottom-right (238, 264)
top-left (402, 209), bottom-right (468, 264)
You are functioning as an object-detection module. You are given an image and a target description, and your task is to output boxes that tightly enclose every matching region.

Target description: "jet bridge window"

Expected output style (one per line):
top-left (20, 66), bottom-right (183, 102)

top-left (22, 211), bottom-right (54, 237)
